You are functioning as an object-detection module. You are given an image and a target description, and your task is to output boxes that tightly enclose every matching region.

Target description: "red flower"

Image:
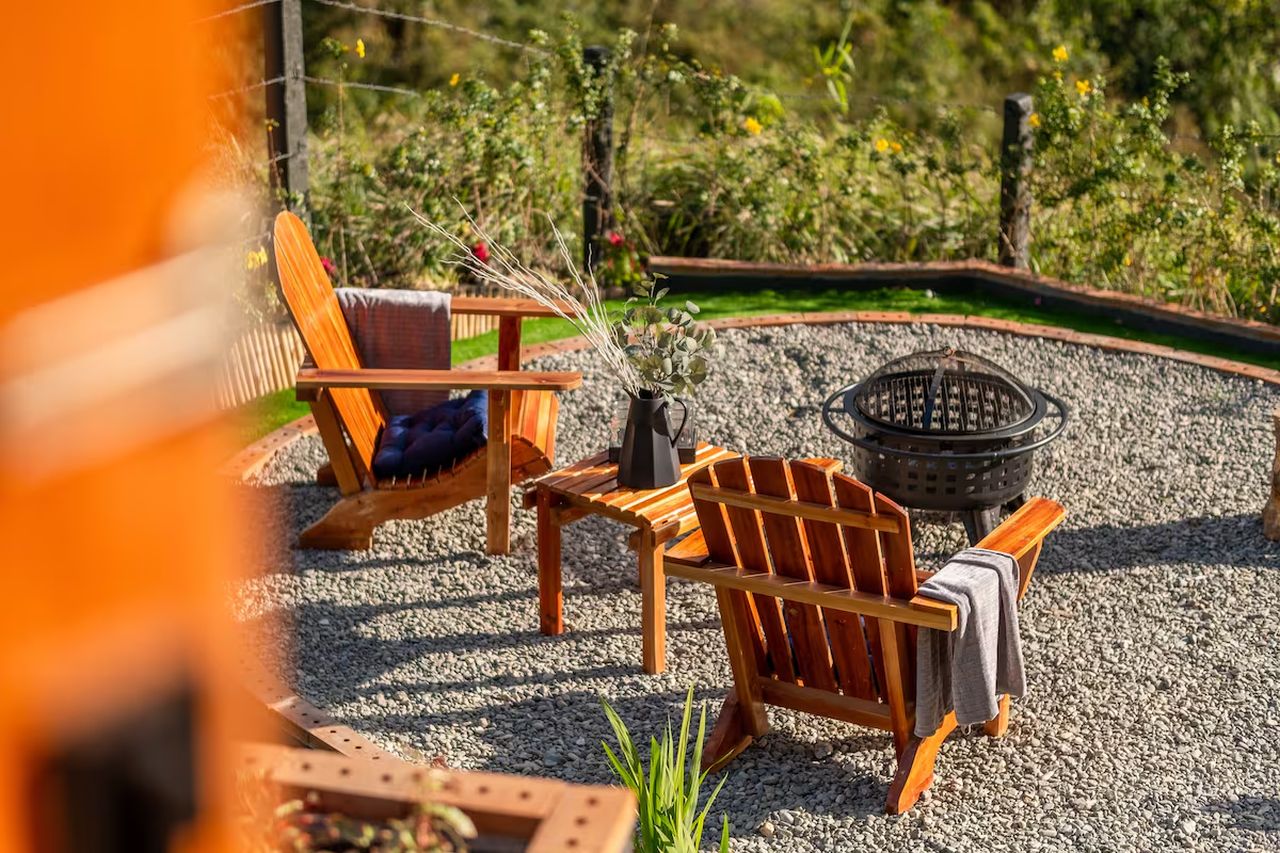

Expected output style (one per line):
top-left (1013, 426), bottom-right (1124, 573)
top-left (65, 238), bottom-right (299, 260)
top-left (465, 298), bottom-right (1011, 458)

top-left (319, 256), bottom-right (337, 277)
top-left (607, 231), bottom-right (624, 247)
top-left (472, 242), bottom-right (490, 264)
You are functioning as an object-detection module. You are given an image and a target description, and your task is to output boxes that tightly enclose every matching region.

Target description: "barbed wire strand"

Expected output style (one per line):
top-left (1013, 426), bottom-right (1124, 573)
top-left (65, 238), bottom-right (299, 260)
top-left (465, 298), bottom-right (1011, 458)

top-left (209, 75), bottom-right (287, 101)
top-left (777, 89), bottom-right (998, 115)
top-left (306, 0), bottom-right (547, 55)
top-left (303, 74), bottom-right (422, 97)
top-left (195, 0), bottom-right (280, 24)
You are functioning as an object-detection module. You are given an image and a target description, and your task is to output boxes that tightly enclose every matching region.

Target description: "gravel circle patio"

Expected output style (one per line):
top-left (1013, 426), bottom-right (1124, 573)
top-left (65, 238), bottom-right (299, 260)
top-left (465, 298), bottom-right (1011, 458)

top-left (237, 321), bottom-right (1280, 852)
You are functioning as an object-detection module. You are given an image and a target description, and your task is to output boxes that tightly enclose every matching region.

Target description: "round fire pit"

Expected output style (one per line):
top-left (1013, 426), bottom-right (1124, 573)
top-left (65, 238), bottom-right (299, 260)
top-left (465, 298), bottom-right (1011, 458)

top-left (822, 347), bottom-right (1068, 540)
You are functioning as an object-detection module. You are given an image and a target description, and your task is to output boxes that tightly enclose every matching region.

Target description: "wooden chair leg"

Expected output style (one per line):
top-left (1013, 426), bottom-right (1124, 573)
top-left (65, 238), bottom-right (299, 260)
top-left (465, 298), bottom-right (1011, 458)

top-left (486, 390), bottom-right (512, 556)
top-left (298, 495), bottom-right (376, 550)
top-left (886, 712), bottom-right (957, 814)
top-left (705, 587), bottom-right (769, 772)
top-left (703, 693), bottom-right (761, 773)
top-left (638, 529), bottom-right (666, 674)
top-left (537, 489), bottom-right (564, 636)
top-left (315, 461), bottom-right (336, 487)
top-left (984, 694), bottom-right (1010, 737)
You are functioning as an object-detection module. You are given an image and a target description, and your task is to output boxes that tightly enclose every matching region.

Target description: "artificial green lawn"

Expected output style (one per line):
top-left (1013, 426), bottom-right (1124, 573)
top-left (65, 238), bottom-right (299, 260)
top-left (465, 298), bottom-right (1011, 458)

top-left (237, 285), bottom-right (1280, 444)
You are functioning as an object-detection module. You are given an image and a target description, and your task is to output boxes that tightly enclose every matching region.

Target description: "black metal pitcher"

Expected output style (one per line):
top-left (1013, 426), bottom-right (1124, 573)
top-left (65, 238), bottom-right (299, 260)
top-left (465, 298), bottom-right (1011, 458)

top-left (617, 390), bottom-right (689, 489)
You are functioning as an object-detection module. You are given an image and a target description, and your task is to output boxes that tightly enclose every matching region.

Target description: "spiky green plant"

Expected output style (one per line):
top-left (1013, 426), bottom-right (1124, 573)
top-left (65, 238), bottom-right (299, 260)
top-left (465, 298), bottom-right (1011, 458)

top-left (600, 687), bottom-right (731, 853)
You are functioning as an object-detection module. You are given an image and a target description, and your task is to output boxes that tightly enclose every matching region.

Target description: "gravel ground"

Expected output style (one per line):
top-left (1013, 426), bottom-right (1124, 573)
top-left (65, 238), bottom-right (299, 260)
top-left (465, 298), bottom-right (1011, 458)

top-left (237, 322), bottom-right (1280, 852)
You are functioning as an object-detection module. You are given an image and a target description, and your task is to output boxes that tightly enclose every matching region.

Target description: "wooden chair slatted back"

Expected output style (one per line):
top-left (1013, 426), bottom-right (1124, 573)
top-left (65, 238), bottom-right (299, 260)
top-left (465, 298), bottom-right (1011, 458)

top-left (689, 456), bottom-right (918, 705)
top-left (273, 212), bottom-right (386, 479)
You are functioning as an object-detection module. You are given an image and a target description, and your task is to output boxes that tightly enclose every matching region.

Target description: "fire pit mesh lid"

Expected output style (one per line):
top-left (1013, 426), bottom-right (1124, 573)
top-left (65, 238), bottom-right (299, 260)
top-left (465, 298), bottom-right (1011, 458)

top-left (854, 347), bottom-right (1035, 433)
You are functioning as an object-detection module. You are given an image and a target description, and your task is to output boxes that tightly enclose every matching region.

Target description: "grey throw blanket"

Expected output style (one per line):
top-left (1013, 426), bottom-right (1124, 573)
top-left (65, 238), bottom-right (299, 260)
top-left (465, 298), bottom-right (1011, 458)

top-left (336, 287), bottom-right (452, 415)
top-left (914, 547), bottom-right (1026, 737)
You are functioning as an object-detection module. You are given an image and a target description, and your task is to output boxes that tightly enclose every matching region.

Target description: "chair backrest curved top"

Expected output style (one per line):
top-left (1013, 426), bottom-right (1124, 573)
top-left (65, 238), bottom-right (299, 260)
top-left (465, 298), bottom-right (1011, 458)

top-left (273, 211), bottom-right (384, 479)
top-left (688, 455), bottom-right (919, 704)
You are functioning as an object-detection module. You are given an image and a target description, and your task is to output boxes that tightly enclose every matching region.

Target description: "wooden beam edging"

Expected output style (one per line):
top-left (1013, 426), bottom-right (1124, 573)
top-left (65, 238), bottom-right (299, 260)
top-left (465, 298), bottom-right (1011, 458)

top-left (219, 413), bottom-right (318, 481)
top-left (239, 651), bottom-right (402, 761)
top-left (223, 310), bottom-right (1280, 486)
top-left (648, 256), bottom-right (1280, 355)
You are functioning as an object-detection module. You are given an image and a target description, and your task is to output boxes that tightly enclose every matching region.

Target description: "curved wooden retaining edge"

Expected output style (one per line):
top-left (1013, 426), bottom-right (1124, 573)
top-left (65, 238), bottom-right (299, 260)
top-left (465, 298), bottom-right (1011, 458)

top-left (650, 256), bottom-right (1280, 356)
top-left (226, 310), bottom-right (1279, 483)
top-left (220, 413), bottom-right (318, 481)
top-left (223, 310), bottom-right (1279, 753)
top-left (240, 652), bottom-right (402, 761)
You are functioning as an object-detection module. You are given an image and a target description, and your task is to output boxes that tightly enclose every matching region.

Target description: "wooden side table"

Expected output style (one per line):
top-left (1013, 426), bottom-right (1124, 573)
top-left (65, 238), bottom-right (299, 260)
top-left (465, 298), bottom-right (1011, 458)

top-left (524, 443), bottom-right (739, 674)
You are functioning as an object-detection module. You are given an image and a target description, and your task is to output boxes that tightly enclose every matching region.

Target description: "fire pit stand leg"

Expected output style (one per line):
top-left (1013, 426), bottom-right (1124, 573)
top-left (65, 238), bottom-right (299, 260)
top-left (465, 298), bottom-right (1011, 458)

top-left (961, 506), bottom-right (1003, 546)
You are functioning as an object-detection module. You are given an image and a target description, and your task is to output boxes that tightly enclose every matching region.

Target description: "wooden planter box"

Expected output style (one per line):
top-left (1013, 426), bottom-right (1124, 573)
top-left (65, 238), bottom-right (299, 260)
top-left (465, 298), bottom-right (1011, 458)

top-left (240, 744), bottom-right (634, 852)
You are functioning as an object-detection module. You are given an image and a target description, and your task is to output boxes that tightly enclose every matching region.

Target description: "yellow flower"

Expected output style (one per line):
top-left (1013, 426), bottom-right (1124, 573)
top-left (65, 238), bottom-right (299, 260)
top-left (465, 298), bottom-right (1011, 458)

top-left (1123, 255), bottom-right (1132, 267)
top-left (874, 137), bottom-right (890, 153)
top-left (244, 246), bottom-right (268, 271)
top-left (742, 116), bottom-right (763, 135)
top-left (890, 141), bottom-right (903, 154)
top-left (1052, 45), bottom-right (1069, 63)
top-left (449, 73), bottom-right (460, 87)
top-left (1076, 78), bottom-right (1092, 97)
top-left (1029, 112), bottom-right (1041, 129)
top-left (355, 38), bottom-right (365, 58)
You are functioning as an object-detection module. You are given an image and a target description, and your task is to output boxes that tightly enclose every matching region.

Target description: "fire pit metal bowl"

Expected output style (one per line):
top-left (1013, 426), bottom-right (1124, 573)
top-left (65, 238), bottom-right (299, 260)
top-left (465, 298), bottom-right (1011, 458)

top-left (822, 347), bottom-right (1068, 542)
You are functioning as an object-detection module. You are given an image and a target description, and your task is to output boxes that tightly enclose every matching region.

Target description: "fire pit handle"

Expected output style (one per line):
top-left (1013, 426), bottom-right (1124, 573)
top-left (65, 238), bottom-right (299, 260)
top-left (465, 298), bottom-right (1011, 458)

top-left (821, 390), bottom-right (1069, 461)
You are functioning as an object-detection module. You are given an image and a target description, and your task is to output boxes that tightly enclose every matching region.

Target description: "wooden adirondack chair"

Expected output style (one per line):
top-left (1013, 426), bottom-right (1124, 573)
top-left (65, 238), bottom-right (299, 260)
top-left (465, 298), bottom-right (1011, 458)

top-left (273, 211), bottom-right (582, 554)
top-left (664, 455), bottom-right (1065, 813)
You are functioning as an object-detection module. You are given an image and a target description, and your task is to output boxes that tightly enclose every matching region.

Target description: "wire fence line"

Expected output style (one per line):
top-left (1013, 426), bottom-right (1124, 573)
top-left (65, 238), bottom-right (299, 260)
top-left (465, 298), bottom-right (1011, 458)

top-left (776, 89), bottom-right (999, 116)
top-left (194, 0), bottom-right (280, 24)
top-left (209, 75), bottom-right (287, 101)
top-left (306, 0), bottom-right (548, 55)
top-left (302, 74), bottom-right (422, 97)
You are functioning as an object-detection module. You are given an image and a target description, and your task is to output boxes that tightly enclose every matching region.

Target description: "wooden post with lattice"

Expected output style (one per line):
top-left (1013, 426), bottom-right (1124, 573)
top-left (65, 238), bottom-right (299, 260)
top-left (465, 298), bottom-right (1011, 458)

top-left (1264, 410), bottom-right (1280, 540)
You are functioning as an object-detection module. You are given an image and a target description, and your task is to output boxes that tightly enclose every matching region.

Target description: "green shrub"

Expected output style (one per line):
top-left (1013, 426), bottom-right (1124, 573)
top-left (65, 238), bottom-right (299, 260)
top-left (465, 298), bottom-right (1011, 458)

top-left (600, 687), bottom-right (731, 853)
top-left (229, 19), bottom-right (1280, 327)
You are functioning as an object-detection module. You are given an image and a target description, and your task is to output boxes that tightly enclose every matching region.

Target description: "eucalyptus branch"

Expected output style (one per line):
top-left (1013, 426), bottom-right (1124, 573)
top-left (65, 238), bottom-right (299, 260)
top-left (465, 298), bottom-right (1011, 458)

top-left (410, 205), bottom-right (642, 396)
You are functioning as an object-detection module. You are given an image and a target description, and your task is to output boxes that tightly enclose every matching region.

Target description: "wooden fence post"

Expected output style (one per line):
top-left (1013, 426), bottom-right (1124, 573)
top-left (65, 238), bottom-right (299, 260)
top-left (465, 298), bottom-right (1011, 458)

top-left (265, 0), bottom-right (310, 214)
top-left (581, 45), bottom-right (615, 274)
top-left (999, 92), bottom-right (1033, 269)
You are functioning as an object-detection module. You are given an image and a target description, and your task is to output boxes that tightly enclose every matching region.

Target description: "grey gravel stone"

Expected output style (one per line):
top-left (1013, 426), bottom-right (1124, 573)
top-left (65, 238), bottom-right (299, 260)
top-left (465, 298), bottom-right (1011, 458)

top-left (236, 322), bottom-right (1280, 853)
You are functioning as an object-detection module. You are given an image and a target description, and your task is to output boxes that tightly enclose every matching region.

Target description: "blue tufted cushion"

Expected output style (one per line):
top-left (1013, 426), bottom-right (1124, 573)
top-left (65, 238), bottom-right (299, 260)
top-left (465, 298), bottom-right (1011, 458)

top-left (372, 390), bottom-right (488, 479)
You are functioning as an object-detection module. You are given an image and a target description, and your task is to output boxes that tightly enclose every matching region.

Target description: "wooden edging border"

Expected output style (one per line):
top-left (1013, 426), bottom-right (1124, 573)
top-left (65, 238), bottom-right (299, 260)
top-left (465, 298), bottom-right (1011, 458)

top-left (649, 256), bottom-right (1280, 356)
top-left (224, 310), bottom-right (1279, 755)
top-left (225, 309), bottom-right (1280, 487)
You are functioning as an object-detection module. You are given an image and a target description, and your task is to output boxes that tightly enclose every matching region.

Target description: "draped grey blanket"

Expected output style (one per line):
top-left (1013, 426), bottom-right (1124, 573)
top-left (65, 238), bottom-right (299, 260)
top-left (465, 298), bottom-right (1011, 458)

top-left (336, 287), bottom-right (452, 415)
top-left (914, 547), bottom-right (1026, 738)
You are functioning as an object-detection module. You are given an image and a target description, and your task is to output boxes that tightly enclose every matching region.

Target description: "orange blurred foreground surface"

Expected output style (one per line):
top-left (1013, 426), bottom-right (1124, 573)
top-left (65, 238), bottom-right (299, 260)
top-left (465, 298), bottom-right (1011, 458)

top-left (0, 2), bottom-right (258, 850)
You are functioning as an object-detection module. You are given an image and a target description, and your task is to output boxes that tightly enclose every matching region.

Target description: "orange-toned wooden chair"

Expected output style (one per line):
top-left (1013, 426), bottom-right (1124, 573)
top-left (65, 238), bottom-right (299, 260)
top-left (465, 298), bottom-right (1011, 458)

top-left (273, 211), bottom-right (582, 554)
top-left (664, 456), bottom-right (1065, 813)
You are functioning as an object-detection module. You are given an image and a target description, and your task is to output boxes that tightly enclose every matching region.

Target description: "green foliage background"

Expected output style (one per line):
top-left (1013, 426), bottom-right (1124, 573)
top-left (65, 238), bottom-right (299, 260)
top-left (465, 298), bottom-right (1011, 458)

top-left (225, 1), bottom-right (1280, 324)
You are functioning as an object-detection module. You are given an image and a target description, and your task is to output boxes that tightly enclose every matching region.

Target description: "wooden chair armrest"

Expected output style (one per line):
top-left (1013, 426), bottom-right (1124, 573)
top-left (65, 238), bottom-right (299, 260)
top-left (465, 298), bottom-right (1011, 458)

top-left (296, 367), bottom-right (582, 398)
top-left (974, 497), bottom-right (1066, 559)
top-left (451, 296), bottom-right (574, 318)
top-left (666, 561), bottom-right (956, 631)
